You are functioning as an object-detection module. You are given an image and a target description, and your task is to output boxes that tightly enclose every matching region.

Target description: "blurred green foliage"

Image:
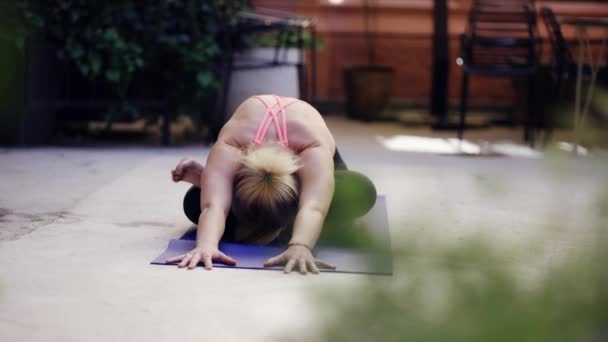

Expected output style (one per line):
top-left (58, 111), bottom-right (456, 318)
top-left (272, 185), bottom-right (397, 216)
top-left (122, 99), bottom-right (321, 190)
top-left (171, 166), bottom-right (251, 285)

top-left (304, 234), bottom-right (607, 341)
top-left (298, 185), bottom-right (608, 342)
top-left (14, 0), bottom-right (249, 113)
top-left (0, 2), bottom-right (30, 143)
top-left (254, 29), bottom-right (324, 50)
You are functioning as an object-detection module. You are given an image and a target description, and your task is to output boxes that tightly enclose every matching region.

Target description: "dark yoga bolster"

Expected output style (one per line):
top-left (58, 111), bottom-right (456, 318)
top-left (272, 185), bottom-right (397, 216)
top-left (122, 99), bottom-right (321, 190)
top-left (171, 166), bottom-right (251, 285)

top-left (325, 170), bottom-right (377, 223)
top-left (182, 185), bottom-right (201, 225)
top-left (183, 186), bottom-right (239, 241)
top-left (183, 170), bottom-right (377, 228)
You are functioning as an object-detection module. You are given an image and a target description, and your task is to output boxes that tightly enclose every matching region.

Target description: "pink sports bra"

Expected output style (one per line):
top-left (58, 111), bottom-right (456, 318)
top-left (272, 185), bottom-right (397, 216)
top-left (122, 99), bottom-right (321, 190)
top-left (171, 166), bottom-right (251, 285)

top-left (252, 95), bottom-right (301, 148)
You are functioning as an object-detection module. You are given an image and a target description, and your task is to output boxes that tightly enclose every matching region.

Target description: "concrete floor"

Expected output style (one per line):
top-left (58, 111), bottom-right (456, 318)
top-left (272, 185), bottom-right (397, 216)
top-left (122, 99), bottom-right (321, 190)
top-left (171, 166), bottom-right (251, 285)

top-left (1, 116), bottom-right (606, 341)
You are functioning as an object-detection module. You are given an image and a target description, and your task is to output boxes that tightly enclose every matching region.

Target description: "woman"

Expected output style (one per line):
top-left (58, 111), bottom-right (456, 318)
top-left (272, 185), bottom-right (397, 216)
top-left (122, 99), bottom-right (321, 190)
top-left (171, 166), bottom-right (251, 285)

top-left (166, 95), bottom-right (376, 274)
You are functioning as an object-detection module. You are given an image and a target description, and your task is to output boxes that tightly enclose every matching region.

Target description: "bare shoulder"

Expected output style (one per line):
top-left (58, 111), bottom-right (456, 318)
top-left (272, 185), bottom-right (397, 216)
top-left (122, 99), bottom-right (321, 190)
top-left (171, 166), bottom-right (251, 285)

top-left (216, 95), bottom-right (335, 153)
top-left (297, 145), bottom-right (334, 169)
top-left (295, 145), bottom-right (335, 211)
top-left (204, 141), bottom-right (242, 181)
top-left (216, 120), bottom-right (244, 148)
top-left (288, 101), bottom-right (336, 155)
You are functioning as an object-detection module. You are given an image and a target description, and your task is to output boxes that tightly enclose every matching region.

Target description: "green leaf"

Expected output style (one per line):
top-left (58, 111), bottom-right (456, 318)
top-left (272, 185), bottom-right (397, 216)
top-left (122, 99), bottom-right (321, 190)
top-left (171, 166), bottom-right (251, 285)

top-left (15, 37), bottom-right (25, 50)
top-left (105, 70), bottom-right (120, 82)
top-left (78, 64), bottom-right (90, 77)
top-left (104, 28), bottom-right (118, 41)
top-left (196, 71), bottom-right (213, 87)
top-left (68, 44), bottom-right (84, 59)
top-left (114, 37), bottom-right (126, 50)
top-left (206, 44), bottom-right (219, 56)
top-left (88, 52), bottom-right (102, 74)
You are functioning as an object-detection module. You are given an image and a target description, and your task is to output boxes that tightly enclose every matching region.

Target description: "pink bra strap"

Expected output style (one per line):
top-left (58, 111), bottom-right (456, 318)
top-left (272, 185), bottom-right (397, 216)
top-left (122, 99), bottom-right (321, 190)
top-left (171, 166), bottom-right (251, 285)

top-left (252, 96), bottom-right (300, 147)
top-left (253, 96), bottom-right (284, 146)
top-left (273, 95), bottom-right (289, 145)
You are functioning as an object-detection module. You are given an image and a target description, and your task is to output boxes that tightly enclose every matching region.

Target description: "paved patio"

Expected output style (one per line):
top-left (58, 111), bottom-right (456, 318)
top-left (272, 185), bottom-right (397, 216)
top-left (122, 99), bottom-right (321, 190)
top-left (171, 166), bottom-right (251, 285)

top-left (0, 116), bottom-right (606, 341)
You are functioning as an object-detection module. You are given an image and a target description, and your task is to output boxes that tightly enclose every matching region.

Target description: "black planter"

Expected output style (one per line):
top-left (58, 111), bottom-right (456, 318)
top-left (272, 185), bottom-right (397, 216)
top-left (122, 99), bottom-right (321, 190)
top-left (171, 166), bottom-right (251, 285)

top-left (344, 65), bottom-right (394, 121)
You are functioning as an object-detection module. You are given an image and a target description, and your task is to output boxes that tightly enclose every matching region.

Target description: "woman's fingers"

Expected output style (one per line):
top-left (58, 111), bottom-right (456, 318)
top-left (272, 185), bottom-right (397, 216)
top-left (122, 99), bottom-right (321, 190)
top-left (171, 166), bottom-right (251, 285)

top-left (168, 250), bottom-right (331, 274)
top-left (307, 259), bottom-right (320, 274)
top-left (284, 258), bottom-right (297, 273)
top-left (166, 250), bottom-right (237, 270)
top-left (218, 252), bottom-right (237, 266)
top-left (175, 162), bottom-right (185, 174)
top-left (315, 259), bottom-right (336, 270)
top-left (178, 254), bottom-right (192, 268)
top-left (165, 254), bottom-right (185, 264)
top-left (187, 253), bottom-right (201, 270)
top-left (264, 254), bottom-right (285, 267)
top-left (202, 253), bottom-right (213, 270)
top-left (298, 259), bottom-right (308, 275)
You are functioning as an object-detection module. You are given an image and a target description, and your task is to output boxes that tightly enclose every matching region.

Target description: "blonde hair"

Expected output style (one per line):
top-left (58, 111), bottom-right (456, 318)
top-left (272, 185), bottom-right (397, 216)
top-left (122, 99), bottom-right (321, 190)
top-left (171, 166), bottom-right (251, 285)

top-left (232, 143), bottom-right (301, 244)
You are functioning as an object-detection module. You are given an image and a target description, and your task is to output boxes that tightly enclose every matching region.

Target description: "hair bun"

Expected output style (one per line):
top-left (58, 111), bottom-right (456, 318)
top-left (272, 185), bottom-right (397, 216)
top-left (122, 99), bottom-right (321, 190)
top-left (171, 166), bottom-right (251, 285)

top-left (233, 143), bottom-right (301, 244)
top-left (242, 143), bottom-right (301, 179)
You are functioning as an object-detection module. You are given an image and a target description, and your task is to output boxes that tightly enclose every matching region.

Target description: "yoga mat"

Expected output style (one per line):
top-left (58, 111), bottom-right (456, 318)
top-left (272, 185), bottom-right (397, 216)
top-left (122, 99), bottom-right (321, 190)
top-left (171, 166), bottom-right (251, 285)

top-left (151, 196), bottom-right (392, 275)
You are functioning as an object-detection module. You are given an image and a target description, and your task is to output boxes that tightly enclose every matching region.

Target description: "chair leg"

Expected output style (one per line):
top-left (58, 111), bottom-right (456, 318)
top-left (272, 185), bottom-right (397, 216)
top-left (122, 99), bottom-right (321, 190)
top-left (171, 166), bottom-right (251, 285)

top-left (541, 75), bottom-right (559, 146)
top-left (459, 72), bottom-right (470, 140)
top-left (544, 70), bottom-right (564, 145)
top-left (525, 74), bottom-right (535, 145)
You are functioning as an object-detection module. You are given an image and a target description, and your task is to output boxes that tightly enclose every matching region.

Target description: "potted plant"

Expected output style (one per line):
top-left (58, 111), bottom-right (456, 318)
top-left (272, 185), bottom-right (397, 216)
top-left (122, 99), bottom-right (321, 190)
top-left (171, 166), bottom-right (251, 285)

top-left (344, 0), bottom-right (394, 121)
top-left (7, 0), bottom-right (248, 145)
top-left (225, 22), bottom-right (322, 116)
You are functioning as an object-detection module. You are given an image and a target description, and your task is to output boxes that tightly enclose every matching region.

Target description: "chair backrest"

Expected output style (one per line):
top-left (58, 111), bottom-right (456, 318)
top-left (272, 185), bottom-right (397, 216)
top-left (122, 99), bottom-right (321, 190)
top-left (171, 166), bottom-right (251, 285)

top-left (462, 0), bottom-right (539, 70)
top-left (473, 0), bottom-right (535, 9)
top-left (462, 0), bottom-right (540, 67)
top-left (470, 1), bottom-right (536, 26)
top-left (540, 7), bottom-right (573, 68)
top-left (464, 36), bottom-right (537, 68)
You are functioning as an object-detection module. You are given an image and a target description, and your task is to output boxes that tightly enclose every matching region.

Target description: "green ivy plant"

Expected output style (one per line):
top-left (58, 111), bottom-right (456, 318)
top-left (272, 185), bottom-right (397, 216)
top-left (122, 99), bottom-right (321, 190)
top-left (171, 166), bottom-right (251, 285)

top-left (16, 0), bottom-right (250, 121)
top-left (254, 29), bottom-right (324, 50)
top-left (4, 1), bottom-right (43, 52)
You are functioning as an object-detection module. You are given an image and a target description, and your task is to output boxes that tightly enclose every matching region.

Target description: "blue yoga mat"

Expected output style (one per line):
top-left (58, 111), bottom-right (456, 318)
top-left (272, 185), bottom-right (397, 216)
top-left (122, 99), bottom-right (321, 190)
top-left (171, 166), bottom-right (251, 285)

top-left (151, 196), bottom-right (392, 275)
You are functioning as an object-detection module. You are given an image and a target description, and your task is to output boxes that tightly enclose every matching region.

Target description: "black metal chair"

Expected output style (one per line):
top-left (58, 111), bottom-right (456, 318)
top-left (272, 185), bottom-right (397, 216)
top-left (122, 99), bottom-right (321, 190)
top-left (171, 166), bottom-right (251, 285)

top-left (458, 0), bottom-right (539, 143)
top-left (541, 7), bottom-right (575, 97)
top-left (209, 8), bottom-right (317, 140)
top-left (539, 7), bottom-right (608, 140)
top-left (540, 8), bottom-right (608, 94)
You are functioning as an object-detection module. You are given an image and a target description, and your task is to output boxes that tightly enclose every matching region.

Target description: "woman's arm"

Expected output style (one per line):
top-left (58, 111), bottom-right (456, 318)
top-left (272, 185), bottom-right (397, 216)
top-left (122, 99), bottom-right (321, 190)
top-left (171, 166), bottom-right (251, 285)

top-left (290, 146), bottom-right (335, 248)
top-left (196, 142), bottom-right (242, 247)
top-left (264, 145), bottom-right (336, 274)
top-left (166, 141), bottom-right (242, 270)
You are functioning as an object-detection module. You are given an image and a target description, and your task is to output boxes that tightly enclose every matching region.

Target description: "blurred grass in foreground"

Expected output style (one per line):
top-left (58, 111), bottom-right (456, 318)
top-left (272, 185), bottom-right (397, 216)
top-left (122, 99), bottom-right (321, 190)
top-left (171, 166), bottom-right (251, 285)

top-left (297, 177), bottom-right (608, 342)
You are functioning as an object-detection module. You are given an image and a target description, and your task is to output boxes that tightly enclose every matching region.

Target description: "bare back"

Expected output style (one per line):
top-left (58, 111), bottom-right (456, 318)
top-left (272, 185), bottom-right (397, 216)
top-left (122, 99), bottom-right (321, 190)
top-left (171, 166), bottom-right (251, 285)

top-left (217, 95), bottom-right (336, 157)
top-left (199, 95), bottom-right (337, 253)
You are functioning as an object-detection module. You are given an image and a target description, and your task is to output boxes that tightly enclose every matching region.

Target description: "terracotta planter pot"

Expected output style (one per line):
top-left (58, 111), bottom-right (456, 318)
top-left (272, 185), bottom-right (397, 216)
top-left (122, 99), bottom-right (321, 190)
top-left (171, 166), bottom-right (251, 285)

top-left (344, 66), bottom-right (394, 121)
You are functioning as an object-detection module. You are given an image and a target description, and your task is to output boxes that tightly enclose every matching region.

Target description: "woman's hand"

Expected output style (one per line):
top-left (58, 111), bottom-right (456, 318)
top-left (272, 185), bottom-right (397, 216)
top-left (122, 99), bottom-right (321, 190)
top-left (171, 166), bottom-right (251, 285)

top-left (165, 245), bottom-right (237, 270)
top-left (264, 244), bottom-right (336, 274)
